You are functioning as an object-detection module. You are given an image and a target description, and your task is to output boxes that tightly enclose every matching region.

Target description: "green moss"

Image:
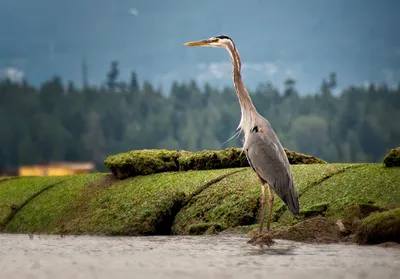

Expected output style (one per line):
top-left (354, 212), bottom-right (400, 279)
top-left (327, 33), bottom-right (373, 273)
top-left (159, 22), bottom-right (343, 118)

top-left (299, 203), bottom-right (329, 218)
top-left (284, 148), bottom-right (327, 164)
top-left (269, 164), bottom-right (359, 225)
top-left (202, 163), bottom-right (399, 234)
top-left (217, 148), bottom-right (250, 168)
top-left (4, 174), bottom-right (104, 233)
top-left (340, 203), bottom-right (386, 234)
top-left (178, 150), bottom-right (221, 171)
top-left (356, 208), bottom-right (400, 244)
top-left (383, 147), bottom-right (400, 167)
top-left (0, 177), bottom-right (11, 183)
top-left (104, 149), bottom-right (183, 179)
top-left (60, 169), bottom-right (237, 236)
top-left (343, 203), bottom-right (384, 221)
top-left (104, 148), bottom-right (326, 180)
top-left (172, 170), bottom-right (260, 234)
top-left (2, 163), bottom-right (398, 242)
top-left (177, 148), bottom-right (250, 171)
top-left (298, 164), bottom-right (400, 219)
top-left (172, 164), bottom-right (352, 234)
top-left (0, 176), bottom-right (67, 226)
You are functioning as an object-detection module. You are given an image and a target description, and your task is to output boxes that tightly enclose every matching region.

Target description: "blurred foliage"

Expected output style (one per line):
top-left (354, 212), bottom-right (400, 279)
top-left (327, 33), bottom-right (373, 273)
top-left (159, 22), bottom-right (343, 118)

top-left (0, 62), bottom-right (399, 171)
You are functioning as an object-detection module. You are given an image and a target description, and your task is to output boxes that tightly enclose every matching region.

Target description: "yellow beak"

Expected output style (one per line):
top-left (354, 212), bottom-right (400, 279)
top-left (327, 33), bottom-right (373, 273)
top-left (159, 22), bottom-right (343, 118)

top-left (183, 39), bottom-right (214, 47)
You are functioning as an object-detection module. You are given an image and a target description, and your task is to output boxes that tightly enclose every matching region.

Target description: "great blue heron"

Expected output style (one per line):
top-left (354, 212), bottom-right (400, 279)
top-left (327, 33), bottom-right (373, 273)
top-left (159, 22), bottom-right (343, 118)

top-left (184, 35), bottom-right (300, 233)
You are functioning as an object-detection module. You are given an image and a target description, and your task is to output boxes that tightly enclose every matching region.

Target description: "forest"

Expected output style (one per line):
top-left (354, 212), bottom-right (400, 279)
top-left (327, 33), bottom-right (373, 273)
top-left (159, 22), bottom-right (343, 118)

top-left (1, 61), bottom-right (399, 171)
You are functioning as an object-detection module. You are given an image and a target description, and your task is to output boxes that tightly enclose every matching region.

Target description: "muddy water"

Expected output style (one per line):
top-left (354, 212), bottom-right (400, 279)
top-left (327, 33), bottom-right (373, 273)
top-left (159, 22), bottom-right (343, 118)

top-left (1, 234), bottom-right (399, 279)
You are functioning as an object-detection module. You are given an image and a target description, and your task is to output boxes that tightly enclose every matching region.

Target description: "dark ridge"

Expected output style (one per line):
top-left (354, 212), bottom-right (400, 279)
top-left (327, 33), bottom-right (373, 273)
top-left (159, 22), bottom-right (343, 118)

top-left (156, 169), bottom-right (245, 235)
top-left (0, 179), bottom-right (71, 231)
top-left (0, 176), bottom-right (23, 184)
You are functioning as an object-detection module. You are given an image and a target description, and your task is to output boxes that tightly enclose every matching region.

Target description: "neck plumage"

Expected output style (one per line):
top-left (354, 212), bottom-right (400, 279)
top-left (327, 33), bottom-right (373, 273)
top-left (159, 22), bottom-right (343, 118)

top-left (225, 44), bottom-right (258, 137)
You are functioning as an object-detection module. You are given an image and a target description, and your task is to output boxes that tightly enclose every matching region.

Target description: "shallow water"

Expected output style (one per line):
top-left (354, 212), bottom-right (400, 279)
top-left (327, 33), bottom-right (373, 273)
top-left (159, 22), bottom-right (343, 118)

top-left (0, 234), bottom-right (399, 279)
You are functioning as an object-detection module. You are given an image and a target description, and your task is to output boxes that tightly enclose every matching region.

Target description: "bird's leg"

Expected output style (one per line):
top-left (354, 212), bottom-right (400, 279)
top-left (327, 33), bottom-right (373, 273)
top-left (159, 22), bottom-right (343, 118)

top-left (259, 183), bottom-right (267, 233)
top-left (267, 184), bottom-right (274, 231)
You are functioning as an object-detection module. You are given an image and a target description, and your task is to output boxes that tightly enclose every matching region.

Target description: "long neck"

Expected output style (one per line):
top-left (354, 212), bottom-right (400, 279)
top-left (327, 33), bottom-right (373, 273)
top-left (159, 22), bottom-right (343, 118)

top-left (225, 44), bottom-right (258, 134)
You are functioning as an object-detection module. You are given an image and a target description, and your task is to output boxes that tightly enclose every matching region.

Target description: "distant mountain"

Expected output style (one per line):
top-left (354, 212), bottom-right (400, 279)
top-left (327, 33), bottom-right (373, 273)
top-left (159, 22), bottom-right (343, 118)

top-left (1, 0), bottom-right (399, 94)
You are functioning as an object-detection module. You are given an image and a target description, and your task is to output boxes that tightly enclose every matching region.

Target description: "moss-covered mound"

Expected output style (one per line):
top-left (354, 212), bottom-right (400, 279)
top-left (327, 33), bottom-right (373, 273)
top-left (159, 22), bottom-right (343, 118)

top-left (172, 163), bottom-right (400, 235)
top-left (1, 169), bottom-right (238, 235)
top-left (4, 174), bottom-right (104, 233)
top-left (105, 148), bottom-right (326, 179)
top-left (104, 149), bottom-right (183, 179)
top-left (355, 208), bottom-right (400, 245)
top-left (1, 163), bottom-right (398, 246)
top-left (171, 169), bottom-right (260, 235)
top-left (0, 176), bottom-right (70, 229)
top-left (177, 148), bottom-right (249, 171)
top-left (284, 148), bottom-right (326, 164)
top-left (341, 203), bottom-right (386, 234)
top-left (383, 147), bottom-right (400, 167)
top-left (277, 164), bottom-right (400, 227)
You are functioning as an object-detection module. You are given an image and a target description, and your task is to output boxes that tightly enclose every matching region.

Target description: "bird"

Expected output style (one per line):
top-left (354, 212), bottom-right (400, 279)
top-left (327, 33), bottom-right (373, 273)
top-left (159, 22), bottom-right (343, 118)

top-left (184, 35), bottom-right (300, 233)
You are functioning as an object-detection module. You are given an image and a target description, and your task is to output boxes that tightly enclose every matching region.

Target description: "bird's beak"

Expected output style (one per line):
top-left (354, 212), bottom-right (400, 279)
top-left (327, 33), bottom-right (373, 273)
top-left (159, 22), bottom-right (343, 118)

top-left (183, 39), bottom-right (215, 47)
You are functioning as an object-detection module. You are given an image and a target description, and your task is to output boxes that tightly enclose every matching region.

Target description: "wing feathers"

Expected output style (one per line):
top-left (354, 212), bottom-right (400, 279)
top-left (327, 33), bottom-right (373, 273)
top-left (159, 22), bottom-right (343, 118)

top-left (244, 126), bottom-right (300, 215)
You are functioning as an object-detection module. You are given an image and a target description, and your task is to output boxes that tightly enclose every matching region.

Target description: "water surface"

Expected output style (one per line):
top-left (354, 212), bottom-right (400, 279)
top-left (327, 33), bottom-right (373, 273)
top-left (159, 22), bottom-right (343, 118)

top-left (1, 234), bottom-right (399, 279)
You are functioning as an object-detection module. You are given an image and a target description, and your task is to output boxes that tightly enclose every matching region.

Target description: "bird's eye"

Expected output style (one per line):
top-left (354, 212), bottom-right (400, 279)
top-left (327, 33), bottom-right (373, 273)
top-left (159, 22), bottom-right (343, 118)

top-left (252, 126), bottom-right (259, 132)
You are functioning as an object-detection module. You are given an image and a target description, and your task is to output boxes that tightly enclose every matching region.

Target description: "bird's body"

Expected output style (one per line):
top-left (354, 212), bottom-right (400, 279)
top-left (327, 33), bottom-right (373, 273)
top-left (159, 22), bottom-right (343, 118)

top-left (244, 116), bottom-right (300, 215)
top-left (184, 35), bottom-right (300, 233)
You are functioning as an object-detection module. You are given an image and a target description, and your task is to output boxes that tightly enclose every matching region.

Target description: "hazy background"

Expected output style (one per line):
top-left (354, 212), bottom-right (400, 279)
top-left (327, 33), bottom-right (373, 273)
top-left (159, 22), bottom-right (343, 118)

top-left (1, 0), bottom-right (400, 93)
top-left (0, 0), bottom-right (399, 172)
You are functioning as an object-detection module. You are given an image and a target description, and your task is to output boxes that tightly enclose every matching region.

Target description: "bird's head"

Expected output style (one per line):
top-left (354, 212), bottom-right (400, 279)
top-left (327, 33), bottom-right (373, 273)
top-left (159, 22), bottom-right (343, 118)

top-left (183, 35), bottom-right (235, 49)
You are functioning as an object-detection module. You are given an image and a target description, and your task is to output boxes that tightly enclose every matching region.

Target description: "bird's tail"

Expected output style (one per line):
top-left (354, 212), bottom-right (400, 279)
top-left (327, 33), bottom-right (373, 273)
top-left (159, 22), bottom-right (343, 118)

top-left (284, 180), bottom-right (300, 216)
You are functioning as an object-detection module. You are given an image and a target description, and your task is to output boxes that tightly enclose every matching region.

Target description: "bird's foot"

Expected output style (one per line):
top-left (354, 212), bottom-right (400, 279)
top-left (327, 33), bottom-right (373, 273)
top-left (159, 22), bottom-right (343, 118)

top-left (247, 230), bottom-right (276, 248)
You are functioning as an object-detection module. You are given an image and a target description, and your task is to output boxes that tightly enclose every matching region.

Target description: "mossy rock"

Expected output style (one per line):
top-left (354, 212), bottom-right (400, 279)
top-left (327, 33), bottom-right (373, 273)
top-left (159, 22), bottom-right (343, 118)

top-left (104, 149), bottom-right (183, 179)
top-left (217, 148), bottom-right (250, 168)
top-left (1, 169), bottom-right (237, 236)
top-left (299, 203), bottom-right (329, 219)
top-left (2, 163), bottom-right (399, 237)
top-left (284, 148), bottom-right (327, 164)
top-left (178, 150), bottom-right (222, 171)
top-left (355, 208), bottom-right (400, 245)
top-left (105, 148), bottom-right (326, 179)
top-left (343, 203), bottom-right (384, 222)
top-left (383, 147), bottom-right (400, 167)
top-left (178, 148), bottom-right (249, 171)
top-left (341, 203), bottom-right (385, 235)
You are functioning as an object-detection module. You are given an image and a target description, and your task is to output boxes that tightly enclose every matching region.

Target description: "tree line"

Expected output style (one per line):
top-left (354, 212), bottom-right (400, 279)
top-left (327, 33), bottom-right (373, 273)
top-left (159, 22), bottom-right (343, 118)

top-left (1, 61), bottom-right (399, 171)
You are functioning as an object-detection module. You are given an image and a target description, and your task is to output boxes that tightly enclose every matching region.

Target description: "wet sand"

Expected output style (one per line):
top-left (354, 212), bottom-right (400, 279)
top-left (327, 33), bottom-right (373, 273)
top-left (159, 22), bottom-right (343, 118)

top-left (1, 233), bottom-right (399, 279)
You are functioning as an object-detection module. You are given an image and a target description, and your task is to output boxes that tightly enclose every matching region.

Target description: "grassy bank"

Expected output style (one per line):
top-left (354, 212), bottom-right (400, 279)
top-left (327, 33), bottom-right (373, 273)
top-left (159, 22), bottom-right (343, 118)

top-left (1, 162), bottom-right (399, 245)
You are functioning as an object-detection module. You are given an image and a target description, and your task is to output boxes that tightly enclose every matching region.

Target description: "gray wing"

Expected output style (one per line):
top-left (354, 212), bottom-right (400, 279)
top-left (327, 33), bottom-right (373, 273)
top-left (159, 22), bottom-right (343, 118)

top-left (244, 119), bottom-right (300, 215)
